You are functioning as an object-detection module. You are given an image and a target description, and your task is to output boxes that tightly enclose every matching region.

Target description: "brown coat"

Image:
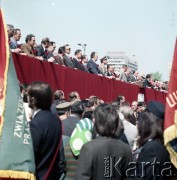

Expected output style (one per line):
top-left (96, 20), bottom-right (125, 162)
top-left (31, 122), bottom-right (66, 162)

top-left (21, 43), bottom-right (36, 58)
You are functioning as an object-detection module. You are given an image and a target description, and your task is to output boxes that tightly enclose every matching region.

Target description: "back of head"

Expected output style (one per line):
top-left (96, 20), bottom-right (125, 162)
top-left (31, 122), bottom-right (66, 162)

top-left (119, 105), bottom-right (133, 121)
top-left (71, 101), bottom-right (85, 116)
top-left (137, 110), bottom-right (163, 146)
top-left (27, 81), bottom-right (52, 110)
top-left (94, 104), bottom-right (119, 137)
top-left (54, 90), bottom-right (64, 100)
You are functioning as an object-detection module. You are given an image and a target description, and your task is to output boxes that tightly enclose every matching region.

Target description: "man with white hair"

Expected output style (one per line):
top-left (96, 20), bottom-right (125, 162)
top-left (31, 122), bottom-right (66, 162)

top-left (119, 105), bottom-right (138, 148)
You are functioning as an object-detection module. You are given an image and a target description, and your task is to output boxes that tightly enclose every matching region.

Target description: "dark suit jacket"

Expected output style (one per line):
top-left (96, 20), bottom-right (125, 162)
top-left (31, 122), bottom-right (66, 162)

top-left (63, 55), bottom-right (73, 68)
top-left (87, 59), bottom-right (104, 75)
top-left (36, 44), bottom-right (44, 56)
top-left (76, 136), bottom-right (132, 180)
top-left (72, 58), bottom-right (84, 71)
top-left (133, 139), bottom-right (173, 180)
top-left (129, 75), bottom-right (137, 82)
top-left (30, 110), bottom-right (62, 180)
top-left (81, 63), bottom-right (89, 72)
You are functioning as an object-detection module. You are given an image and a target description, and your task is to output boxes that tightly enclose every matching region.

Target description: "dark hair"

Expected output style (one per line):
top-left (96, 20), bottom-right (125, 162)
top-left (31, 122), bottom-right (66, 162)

top-left (54, 90), bottom-right (64, 100)
top-left (100, 57), bottom-right (107, 63)
top-left (48, 41), bottom-right (55, 46)
top-left (137, 101), bottom-right (146, 107)
top-left (27, 81), bottom-right (52, 110)
top-left (25, 34), bottom-right (35, 43)
top-left (81, 55), bottom-right (87, 60)
top-left (137, 110), bottom-right (163, 146)
top-left (146, 74), bottom-right (151, 79)
top-left (88, 96), bottom-right (99, 107)
top-left (68, 91), bottom-right (79, 101)
top-left (71, 101), bottom-right (85, 115)
top-left (41, 37), bottom-right (50, 45)
top-left (91, 52), bottom-right (97, 59)
top-left (75, 49), bottom-right (82, 55)
top-left (13, 28), bottom-right (20, 36)
top-left (122, 64), bottom-right (127, 68)
top-left (82, 110), bottom-right (94, 120)
top-left (94, 104), bottom-right (119, 137)
top-left (58, 46), bottom-right (65, 54)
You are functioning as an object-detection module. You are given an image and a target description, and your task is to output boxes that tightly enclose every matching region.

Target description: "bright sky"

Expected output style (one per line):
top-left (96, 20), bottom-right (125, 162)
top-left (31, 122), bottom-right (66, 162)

top-left (1, 0), bottom-right (177, 80)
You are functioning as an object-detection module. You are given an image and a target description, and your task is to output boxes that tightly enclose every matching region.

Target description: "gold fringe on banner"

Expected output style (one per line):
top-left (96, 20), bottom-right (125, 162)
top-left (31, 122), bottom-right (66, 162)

top-left (164, 110), bottom-right (177, 168)
top-left (0, 8), bottom-right (10, 136)
top-left (0, 170), bottom-right (35, 180)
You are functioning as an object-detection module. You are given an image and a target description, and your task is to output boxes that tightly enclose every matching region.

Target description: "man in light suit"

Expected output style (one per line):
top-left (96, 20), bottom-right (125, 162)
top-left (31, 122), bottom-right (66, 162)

top-left (87, 52), bottom-right (104, 76)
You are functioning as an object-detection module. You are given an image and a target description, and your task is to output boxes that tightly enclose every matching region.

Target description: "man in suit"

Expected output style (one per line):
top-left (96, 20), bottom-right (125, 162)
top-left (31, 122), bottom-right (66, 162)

top-left (46, 41), bottom-right (56, 63)
top-left (9, 28), bottom-right (21, 53)
top-left (28, 82), bottom-right (62, 180)
top-left (21, 34), bottom-right (43, 60)
top-left (72, 49), bottom-right (84, 71)
top-left (129, 70), bottom-right (138, 83)
top-left (119, 64), bottom-right (128, 82)
top-left (36, 37), bottom-right (52, 61)
top-left (81, 55), bottom-right (89, 72)
top-left (63, 44), bottom-right (73, 68)
top-left (87, 52), bottom-right (104, 76)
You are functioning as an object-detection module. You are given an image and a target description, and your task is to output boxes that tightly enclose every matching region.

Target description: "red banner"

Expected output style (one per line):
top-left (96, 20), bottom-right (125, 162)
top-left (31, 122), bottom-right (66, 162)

top-left (164, 38), bottom-right (177, 168)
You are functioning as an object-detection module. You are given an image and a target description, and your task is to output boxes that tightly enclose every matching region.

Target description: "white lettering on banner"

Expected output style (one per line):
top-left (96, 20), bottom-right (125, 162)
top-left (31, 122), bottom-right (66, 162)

top-left (14, 97), bottom-right (32, 144)
top-left (166, 91), bottom-right (177, 108)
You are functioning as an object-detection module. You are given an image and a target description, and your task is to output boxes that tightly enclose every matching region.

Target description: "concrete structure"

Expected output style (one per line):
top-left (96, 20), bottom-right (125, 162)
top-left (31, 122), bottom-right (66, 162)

top-left (107, 51), bottom-right (138, 73)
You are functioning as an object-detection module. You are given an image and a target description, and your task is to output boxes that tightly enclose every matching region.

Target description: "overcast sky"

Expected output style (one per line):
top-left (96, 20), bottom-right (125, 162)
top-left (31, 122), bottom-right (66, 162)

top-left (1, 0), bottom-right (177, 80)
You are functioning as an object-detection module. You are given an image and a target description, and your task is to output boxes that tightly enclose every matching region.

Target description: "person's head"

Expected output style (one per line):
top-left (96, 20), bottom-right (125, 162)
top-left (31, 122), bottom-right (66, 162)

top-left (82, 109), bottom-right (94, 120)
top-left (58, 46), bottom-right (65, 56)
top-left (71, 101), bottom-right (85, 117)
top-left (27, 82), bottom-right (52, 110)
top-left (75, 49), bottom-right (82, 59)
top-left (56, 102), bottom-right (71, 118)
top-left (41, 37), bottom-right (50, 48)
top-left (119, 105), bottom-right (133, 121)
top-left (137, 101), bottom-right (146, 113)
top-left (13, 28), bottom-right (21, 41)
top-left (7, 24), bottom-right (14, 38)
top-left (131, 101), bottom-right (138, 111)
top-left (146, 74), bottom-right (152, 80)
top-left (81, 55), bottom-right (88, 63)
top-left (90, 52), bottom-right (98, 62)
top-left (133, 70), bottom-right (139, 77)
top-left (48, 41), bottom-right (56, 52)
top-left (107, 65), bottom-right (114, 72)
top-left (100, 56), bottom-right (108, 65)
top-left (94, 104), bottom-right (119, 137)
top-left (25, 34), bottom-right (35, 47)
top-left (53, 90), bottom-right (65, 100)
top-left (88, 95), bottom-right (99, 108)
top-left (68, 91), bottom-right (80, 102)
top-left (122, 64), bottom-right (127, 72)
top-left (116, 95), bottom-right (125, 106)
top-left (64, 44), bottom-right (71, 54)
top-left (137, 110), bottom-right (163, 146)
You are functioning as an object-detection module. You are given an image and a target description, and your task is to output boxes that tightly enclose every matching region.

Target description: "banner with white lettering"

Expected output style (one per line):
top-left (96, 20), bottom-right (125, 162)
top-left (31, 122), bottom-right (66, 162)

top-left (0, 8), bottom-right (36, 179)
top-left (164, 38), bottom-right (177, 168)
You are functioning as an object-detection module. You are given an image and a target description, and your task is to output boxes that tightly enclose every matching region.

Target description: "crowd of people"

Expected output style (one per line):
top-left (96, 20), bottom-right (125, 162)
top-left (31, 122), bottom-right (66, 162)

top-left (19, 82), bottom-right (175, 180)
top-left (7, 24), bottom-right (169, 92)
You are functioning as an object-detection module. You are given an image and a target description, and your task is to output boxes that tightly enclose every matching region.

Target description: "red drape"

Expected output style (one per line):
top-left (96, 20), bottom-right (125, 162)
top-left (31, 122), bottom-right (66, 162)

top-left (12, 53), bottom-right (166, 103)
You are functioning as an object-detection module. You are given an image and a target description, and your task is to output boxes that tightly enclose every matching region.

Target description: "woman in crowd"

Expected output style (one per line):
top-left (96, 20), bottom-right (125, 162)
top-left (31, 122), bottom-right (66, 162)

top-left (76, 104), bottom-right (132, 180)
top-left (132, 100), bottom-right (175, 179)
